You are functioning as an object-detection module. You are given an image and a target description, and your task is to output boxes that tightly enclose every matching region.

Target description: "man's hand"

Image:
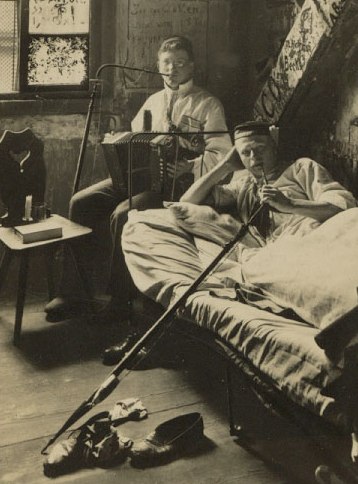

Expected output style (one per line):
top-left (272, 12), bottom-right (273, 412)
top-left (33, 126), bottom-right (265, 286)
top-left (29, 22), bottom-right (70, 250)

top-left (259, 185), bottom-right (344, 221)
top-left (259, 185), bottom-right (292, 212)
top-left (167, 159), bottom-right (194, 179)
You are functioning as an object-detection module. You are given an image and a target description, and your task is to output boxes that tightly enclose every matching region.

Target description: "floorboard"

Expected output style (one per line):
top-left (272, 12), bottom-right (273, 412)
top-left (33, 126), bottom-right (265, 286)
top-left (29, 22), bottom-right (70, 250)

top-left (0, 297), bottom-right (323, 484)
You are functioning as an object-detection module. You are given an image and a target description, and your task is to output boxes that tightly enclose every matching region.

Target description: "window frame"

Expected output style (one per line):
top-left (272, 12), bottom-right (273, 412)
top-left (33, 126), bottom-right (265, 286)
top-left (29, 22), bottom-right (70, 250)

top-left (0, 0), bottom-right (100, 108)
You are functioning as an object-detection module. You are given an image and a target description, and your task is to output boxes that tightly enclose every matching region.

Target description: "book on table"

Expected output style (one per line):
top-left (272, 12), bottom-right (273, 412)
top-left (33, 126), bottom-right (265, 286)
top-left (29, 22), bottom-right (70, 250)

top-left (14, 219), bottom-right (63, 244)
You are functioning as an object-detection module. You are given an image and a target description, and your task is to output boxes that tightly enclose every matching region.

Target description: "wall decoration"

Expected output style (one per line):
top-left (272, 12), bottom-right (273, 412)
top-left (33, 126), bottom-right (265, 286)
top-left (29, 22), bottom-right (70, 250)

top-left (29, 0), bottom-right (90, 34)
top-left (21, 0), bottom-right (90, 90)
top-left (27, 35), bottom-right (88, 85)
top-left (254, 0), bottom-right (350, 123)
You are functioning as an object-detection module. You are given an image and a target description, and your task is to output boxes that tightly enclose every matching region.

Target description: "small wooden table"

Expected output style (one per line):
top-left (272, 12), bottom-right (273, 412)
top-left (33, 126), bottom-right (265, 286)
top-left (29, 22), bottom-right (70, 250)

top-left (0, 214), bottom-right (92, 345)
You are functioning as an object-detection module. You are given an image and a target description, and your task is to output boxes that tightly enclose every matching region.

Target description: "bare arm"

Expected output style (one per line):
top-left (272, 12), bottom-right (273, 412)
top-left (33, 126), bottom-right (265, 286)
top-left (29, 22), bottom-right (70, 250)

top-left (180, 146), bottom-right (240, 205)
top-left (289, 199), bottom-right (342, 222)
top-left (260, 185), bottom-right (344, 222)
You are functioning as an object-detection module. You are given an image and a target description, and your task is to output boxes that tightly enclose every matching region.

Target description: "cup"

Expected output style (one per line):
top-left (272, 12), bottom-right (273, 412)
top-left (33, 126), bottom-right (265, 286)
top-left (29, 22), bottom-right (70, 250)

top-left (32, 202), bottom-right (47, 222)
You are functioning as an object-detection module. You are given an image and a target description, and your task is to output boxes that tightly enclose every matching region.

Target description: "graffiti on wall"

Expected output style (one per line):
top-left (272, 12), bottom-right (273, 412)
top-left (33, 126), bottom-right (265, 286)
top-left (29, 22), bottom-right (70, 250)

top-left (254, 0), bottom-right (348, 123)
top-left (121, 0), bottom-right (209, 89)
top-left (311, 0), bottom-right (347, 27)
top-left (29, 0), bottom-right (90, 35)
top-left (26, 0), bottom-right (90, 87)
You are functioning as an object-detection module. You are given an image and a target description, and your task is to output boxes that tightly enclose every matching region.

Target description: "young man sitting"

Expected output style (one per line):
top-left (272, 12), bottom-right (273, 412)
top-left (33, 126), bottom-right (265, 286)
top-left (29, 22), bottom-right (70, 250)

top-left (45, 36), bottom-right (232, 326)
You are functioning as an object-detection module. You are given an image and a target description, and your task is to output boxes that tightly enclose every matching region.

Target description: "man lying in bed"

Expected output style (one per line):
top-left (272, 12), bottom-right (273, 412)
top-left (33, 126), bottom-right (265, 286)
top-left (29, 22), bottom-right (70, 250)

top-left (181, 121), bottom-right (354, 236)
top-left (122, 121), bottom-right (357, 331)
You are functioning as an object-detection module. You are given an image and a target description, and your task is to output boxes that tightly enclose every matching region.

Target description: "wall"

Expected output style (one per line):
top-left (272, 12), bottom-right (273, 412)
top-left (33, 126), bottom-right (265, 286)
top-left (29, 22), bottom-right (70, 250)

top-left (289, 1), bottom-right (358, 199)
top-left (106, 0), bottom-right (301, 131)
top-left (315, 43), bottom-right (358, 198)
top-left (246, 0), bottom-right (301, 119)
top-left (110, 0), bottom-right (253, 130)
top-left (335, 46), bottom-right (358, 145)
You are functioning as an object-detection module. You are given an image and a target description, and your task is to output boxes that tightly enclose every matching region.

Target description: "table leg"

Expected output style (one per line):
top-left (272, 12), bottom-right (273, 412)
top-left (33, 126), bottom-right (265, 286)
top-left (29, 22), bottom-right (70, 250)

top-left (0, 245), bottom-right (13, 295)
top-left (14, 252), bottom-right (29, 346)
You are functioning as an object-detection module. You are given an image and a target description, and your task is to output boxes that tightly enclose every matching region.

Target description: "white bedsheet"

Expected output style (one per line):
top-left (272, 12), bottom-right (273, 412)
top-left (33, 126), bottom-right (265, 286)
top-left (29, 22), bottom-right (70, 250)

top-left (240, 207), bottom-right (358, 328)
top-left (123, 207), bottom-right (358, 329)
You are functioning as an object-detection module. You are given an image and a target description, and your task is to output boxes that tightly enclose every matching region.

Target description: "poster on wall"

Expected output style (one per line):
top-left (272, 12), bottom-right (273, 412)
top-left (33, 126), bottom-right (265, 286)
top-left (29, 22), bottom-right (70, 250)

top-left (29, 0), bottom-right (90, 35)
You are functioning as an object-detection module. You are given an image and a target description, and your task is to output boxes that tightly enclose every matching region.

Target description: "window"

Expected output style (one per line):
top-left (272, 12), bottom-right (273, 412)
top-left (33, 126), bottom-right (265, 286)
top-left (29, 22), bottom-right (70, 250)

top-left (0, 0), bottom-right (90, 95)
top-left (0, 1), bottom-right (19, 94)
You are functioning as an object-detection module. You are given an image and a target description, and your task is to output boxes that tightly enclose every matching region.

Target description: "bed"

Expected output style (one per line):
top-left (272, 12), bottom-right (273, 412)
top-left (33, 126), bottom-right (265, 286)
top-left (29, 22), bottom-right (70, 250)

top-left (122, 203), bottom-right (358, 483)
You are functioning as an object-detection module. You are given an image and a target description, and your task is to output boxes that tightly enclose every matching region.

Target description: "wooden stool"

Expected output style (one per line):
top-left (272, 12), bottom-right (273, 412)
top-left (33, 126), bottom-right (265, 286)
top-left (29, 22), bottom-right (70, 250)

top-left (0, 214), bottom-right (92, 345)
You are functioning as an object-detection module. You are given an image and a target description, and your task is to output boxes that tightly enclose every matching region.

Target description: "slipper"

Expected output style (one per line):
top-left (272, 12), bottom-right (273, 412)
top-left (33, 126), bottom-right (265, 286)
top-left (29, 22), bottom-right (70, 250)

top-left (129, 412), bottom-right (204, 468)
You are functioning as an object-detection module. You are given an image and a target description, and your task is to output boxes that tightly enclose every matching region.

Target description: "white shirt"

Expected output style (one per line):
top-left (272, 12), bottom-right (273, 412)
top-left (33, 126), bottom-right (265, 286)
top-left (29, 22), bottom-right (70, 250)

top-left (131, 79), bottom-right (232, 180)
top-left (213, 158), bottom-right (357, 243)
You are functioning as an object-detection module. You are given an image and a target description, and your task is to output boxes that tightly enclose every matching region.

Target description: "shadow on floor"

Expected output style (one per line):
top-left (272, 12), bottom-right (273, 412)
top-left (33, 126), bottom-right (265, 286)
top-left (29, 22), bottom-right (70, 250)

top-left (3, 313), bottom-right (131, 369)
top-left (1, 304), bottom-right (192, 372)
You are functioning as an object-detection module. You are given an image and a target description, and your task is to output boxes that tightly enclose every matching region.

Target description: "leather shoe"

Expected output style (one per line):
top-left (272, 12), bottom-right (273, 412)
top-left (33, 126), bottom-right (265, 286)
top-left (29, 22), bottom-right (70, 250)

top-left (43, 411), bottom-right (132, 477)
top-left (129, 412), bottom-right (204, 468)
top-left (102, 330), bottom-right (141, 366)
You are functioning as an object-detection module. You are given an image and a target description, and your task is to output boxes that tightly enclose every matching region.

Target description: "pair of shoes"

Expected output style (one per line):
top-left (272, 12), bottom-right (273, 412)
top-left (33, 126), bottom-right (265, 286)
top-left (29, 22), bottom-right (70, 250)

top-left (129, 412), bottom-right (204, 468)
top-left (102, 330), bottom-right (141, 366)
top-left (43, 412), bottom-right (132, 477)
top-left (90, 297), bottom-right (129, 325)
top-left (44, 412), bottom-right (204, 476)
top-left (44, 296), bottom-right (92, 323)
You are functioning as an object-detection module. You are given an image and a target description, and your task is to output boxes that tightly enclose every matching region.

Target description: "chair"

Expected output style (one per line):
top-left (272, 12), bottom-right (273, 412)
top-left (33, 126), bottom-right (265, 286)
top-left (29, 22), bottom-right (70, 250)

top-left (0, 128), bottom-right (46, 226)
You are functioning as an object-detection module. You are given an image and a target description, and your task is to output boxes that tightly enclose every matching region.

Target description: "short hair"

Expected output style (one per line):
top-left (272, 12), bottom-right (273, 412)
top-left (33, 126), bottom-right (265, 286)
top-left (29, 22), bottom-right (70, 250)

top-left (158, 36), bottom-right (194, 61)
top-left (234, 121), bottom-right (271, 140)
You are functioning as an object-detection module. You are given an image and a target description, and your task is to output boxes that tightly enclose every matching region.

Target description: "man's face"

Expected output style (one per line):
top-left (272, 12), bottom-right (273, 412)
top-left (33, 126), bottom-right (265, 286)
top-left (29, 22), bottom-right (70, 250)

top-left (234, 135), bottom-right (277, 179)
top-left (158, 49), bottom-right (194, 89)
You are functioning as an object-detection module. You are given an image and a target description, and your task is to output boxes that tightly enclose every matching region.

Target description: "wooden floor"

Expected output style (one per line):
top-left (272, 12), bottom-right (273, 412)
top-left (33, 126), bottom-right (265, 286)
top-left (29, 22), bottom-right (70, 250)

top-left (0, 278), bottom-right (331, 484)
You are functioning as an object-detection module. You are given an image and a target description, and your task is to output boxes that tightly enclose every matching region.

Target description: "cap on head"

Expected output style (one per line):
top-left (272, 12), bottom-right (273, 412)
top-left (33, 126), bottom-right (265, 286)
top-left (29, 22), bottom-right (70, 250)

top-left (234, 121), bottom-right (271, 140)
top-left (158, 35), bottom-right (194, 61)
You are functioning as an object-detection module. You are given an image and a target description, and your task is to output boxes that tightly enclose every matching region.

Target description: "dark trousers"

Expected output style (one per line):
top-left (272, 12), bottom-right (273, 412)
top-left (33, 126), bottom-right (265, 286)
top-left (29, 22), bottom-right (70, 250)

top-left (65, 178), bottom-right (163, 301)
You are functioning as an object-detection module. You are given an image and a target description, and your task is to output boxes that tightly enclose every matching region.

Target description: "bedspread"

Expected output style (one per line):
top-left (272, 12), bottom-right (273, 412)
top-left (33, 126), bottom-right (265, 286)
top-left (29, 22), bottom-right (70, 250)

top-left (179, 291), bottom-right (341, 422)
top-left (122, 206), bottom-right (358, 425)
top-left (123, 206), bottom-right (358, 329)
top-left (240, 207), bottom-right (358, 329)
